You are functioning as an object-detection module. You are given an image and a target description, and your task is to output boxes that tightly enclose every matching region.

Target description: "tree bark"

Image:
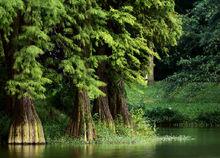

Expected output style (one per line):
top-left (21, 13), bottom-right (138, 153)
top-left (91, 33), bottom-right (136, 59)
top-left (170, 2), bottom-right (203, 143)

top-left (0, 29), bottom-right (16, 116)
top-left (92, 63), bottom-right (114, 129)
top-left (66, 89), bottom-right (96, 142)
top-left (8, 97), bottom-right (45, 144)
top-left (108, 80), bottom-right (132, 127)
top-left (147, 55), bottom-right (155, 85)
top-left (93, 87), bottom-right (115, 129)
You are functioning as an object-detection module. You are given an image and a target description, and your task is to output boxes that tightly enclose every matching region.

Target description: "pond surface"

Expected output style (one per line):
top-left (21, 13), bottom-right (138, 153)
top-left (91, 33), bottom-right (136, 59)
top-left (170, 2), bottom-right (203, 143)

top-left (1, 128), bottom-right (220, 158)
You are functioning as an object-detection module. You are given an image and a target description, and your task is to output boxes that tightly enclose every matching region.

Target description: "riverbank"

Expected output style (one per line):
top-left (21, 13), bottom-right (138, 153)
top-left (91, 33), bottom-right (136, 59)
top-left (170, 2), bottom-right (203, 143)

top-left (0, 99), bottom-right (190, 145)
top-left (1, 81), bottom-right (216, 144)
top-left (0, 105), bottom-right (156, 144)
top-left (1, 128), bottom-right (219, 158)
top-left (127, 81), bottom-right (220, 127)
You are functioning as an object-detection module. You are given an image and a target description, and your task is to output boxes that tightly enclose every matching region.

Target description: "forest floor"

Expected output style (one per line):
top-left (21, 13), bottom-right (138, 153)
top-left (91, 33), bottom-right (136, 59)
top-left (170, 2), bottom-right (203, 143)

top-left (127, 81), bottom-right (220, 127)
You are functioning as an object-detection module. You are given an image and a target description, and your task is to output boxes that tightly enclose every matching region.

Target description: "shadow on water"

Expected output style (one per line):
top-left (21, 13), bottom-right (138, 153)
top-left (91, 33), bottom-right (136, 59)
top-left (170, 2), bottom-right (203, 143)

top-left (1, 128), bottom-right (220, 158)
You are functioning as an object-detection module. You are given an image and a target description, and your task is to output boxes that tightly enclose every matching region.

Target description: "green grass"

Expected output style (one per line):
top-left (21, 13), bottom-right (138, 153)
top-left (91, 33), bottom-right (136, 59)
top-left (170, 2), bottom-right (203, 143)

top-left (127, 81), bottom-right (220, 127)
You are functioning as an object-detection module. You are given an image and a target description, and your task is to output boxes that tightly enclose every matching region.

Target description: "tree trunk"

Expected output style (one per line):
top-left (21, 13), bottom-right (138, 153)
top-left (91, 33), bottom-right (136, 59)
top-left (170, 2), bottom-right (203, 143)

top-left (93, 86), bottom-right (115, 129)
top-left (92, 63), bottom-right (114, 129)
top-left (8, 97), bottom-right (45, 144)
top-left (0, 30), bottom-right (16, 116)
top-left (4, 96), bottom-right (15, 117)
top-left (66, 90), bottom-right (96, 142)
top-left (108, 80), bottom-right (132, 127)
top-left (147, 55), bottom-right (155, 85)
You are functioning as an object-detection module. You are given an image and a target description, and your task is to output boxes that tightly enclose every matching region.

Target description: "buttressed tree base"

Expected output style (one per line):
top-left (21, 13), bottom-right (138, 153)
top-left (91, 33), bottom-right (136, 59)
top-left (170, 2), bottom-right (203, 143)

top-left (8, 97), bottom-right (45, 144)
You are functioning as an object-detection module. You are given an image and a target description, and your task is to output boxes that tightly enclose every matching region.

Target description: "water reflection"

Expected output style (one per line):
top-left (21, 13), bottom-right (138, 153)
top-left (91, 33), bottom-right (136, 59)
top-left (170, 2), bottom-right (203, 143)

top-left (8, 145), bottom-right (45, 158)
top-left (1, 128), bottom-right (220, 158)
top-left (43, 144), bottom-right (156, 158)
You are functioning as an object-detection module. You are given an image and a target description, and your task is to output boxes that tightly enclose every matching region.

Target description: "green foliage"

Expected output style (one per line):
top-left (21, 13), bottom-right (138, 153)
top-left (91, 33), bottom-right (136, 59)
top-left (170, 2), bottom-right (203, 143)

top-left (0, 0), bottom-right (65, 99)
top-left (164, 0), bottom-right (220, 83)
top-left (162, 82), bottom-right (220, 103)
top-left (0, 42), bottom-right (6, 106)
top-left (60, 55), bottom-right (106, 99)
top-left (53, 0), bottom-right (182, 99)
top-left (105, 0), bottom-right (182, 84)
top-left (131, 109), bottom-right (155, 137)
top-left (166, 55), bottom-right (219, 85)
top-left (132, 0), bottom-right (182, 50)
top-left (0, 0), bottom-right (182, 100)
top-left (35, 102), bottom-right (72, 144)
top-left (157, 135), bottom-right (193, 142)
top-left (0, 0), bottom-right (24, 38)
top-left (95, 109), bottom-right (155, 144)
top-left (54, 0), bottom-right (109, 98)
top-left (7, 46), bottom-right (51, 99)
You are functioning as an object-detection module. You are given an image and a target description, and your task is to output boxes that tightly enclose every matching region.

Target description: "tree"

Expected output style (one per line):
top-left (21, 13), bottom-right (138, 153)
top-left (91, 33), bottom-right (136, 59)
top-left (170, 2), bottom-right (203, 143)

top-left (57, 0), bottom-right (108, 141)
top-left (94, 0), bottom-right (182, 126)
top-left (0, 0), bottom-right (64, 144)
top-left (166, 0), bottom-right (220, 84)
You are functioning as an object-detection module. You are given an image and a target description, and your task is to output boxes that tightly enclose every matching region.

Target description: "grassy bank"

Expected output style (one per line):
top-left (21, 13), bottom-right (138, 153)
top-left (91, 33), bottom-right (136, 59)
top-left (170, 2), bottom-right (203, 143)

top-left (127, 82), bottom-right (220, 127)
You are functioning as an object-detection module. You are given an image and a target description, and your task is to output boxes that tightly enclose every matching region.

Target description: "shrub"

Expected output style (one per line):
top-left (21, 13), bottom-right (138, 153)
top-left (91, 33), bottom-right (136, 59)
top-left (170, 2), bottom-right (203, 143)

top-left (145, 107), bottom-right (185, 127)
top-left (196, 111), bottom-right (220, 127)
top-left (95, 109), bottom-right (155, 144)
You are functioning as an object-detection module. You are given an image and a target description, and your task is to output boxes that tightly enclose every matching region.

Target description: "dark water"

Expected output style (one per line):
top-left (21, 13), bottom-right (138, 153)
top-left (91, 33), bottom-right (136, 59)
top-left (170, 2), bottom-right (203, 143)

top-left (1, 128), bottom-right (220, 158)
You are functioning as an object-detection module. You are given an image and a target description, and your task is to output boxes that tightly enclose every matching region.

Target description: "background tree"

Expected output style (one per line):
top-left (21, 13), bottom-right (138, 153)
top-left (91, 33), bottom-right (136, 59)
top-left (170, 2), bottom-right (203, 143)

top-left (155, 0), bottom-right (220, 83)
top-left (162, 0), bottom-right (220, 84)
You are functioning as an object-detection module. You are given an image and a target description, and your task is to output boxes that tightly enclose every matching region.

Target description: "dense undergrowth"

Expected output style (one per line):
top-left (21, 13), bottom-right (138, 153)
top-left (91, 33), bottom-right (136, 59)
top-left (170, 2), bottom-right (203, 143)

top-left (127, 81), bottom-right (220, 127)
top-left (35, 103), bottom-right (156, 144)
